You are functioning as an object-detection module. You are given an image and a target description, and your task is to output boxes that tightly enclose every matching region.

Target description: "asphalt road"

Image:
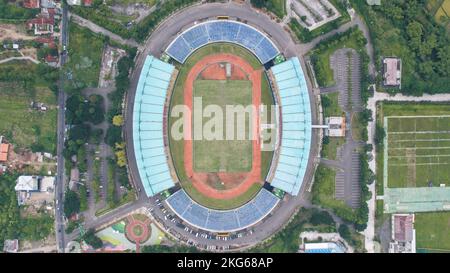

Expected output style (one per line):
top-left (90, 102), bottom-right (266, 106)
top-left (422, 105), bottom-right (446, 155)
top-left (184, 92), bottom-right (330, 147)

top-left (55, 4), bottom-right (69, 253)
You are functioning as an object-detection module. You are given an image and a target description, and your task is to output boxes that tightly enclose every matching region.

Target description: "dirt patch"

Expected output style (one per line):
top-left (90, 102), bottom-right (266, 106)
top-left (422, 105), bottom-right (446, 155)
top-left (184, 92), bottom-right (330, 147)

top-left (0, 24), bottom-right (35, 42)
top-left (20, 47), bottom-right (38, 60)
top-left (199, 63), bottom-right (248, 80)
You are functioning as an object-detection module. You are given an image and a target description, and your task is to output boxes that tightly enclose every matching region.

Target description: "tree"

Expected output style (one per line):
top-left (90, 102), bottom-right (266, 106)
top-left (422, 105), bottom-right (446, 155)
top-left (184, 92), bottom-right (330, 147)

top-left (105, 126), bottom-right (122, 147)
top-left (64, 190), bottom-right (80, 218)
top-left (112, 115), bottom-right (124, 126)
top-left (79, 185), bottom-right (88, 212)
top-left (310, 211), bottom-right (335, 226)
top-left (374, 123), bottom-right (386, 147)
top-left (83, 228), bottom-right (103, 249)
top-left (115, 149), bottom-right (127, 167)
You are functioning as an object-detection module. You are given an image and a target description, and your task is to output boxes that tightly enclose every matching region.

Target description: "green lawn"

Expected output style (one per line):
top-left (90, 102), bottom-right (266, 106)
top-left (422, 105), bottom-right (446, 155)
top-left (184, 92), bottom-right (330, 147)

top-left (321, 137), bottom-right (345, 160)
top-left (312, 164), bottom-right (354, 214)
top-left (321, 92), bottom-right (343, 117)
top-left (320, 92), bottom-right (345, 160)
top-left (64, 22), bottom-right (104, 92)
top-left (260, 73), bottom-right (275, 180)
top-left (351, 112), bottom-right (366, 141)
top-left (379, 103), bottom-right (450, 188)
top-left (268, 0), bottom-right (287, 18)
top-left (0, 82), bottom-right (57, 153)
top-left (192, 79), bottom-right (253, 172)
top-left (168, 43), bottom-right (273, 209)
top-left (415, 212), bottom-right (450, 252)
top-left (309, 27), bottom-right (366, 87)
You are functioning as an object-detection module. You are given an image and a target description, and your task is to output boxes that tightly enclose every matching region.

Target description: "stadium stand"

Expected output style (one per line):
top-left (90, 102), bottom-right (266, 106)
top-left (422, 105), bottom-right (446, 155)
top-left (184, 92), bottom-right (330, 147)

top-left (270, 57), bottom-right (312, 196)
top-left (165, 188), bottom-right (280, 232)
top-left (133, 55), bottom-right (176, 197)
top-left (166, 20), bottom-right (279, 64)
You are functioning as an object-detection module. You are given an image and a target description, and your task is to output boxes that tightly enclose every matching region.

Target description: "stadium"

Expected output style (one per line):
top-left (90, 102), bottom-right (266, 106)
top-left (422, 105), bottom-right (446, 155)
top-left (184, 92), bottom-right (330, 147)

top-left (128, 18), bottom-right (315, 239)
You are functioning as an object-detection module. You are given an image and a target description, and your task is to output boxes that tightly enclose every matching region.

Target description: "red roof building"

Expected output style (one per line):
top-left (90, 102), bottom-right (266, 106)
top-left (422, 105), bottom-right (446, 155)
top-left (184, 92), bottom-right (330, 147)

top-left (23, 0), bottom-right (40, 9)
top-left (27, 17), bottom-right (55, 35)
top-left (0, 143), bottom-right (9, 162)
top-left (34, 37), bottom-right (56, 48)
top-left (84, 0), bottom-right (93, 6)
top-left (45, 54), bottom-right (58, 63)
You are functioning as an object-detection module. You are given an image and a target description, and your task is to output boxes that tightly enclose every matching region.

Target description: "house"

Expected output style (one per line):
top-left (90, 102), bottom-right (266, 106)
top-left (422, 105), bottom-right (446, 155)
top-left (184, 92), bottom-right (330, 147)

top-left (0, 143), bottom-right (9, 162)
top-left (40, 0), bottom-right (57, 9)
top-left (27, 17), bottom-right (54, 35)
top-left (34, 37), bottom-right (56, 48)
top-left (3, 239), bottom-right (19, 253)
top-left (15, 176), bottom-right (55, 205)
top-left (383, 57), bottom-right (402, 88)
top-left (24, 0), bottom-right (40, 9)
top-left (45, 54), bottom-right (59, 67)
top-left (84, 0), bottom-right (93, 6)
top-left (67, 0), bottom-right (82, 5)
top-left (389, 214), bottom-right (416, 253)
top-left (41, 7), bottom-right (58, 19)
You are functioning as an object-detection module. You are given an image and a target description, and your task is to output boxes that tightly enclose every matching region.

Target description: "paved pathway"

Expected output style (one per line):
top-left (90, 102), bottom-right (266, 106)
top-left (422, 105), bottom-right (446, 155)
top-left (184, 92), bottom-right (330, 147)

top-left (0, 56), bottom-right (39, 64)
top-left (70, 13), bottom-right (140, 49)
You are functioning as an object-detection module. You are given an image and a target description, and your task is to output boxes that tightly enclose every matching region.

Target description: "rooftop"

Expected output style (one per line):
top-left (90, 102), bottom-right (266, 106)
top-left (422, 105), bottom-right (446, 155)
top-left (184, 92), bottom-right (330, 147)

top-left (383, 57), bottom-right (401, 86)
top-left (15, 176), bottom-right (39, 192)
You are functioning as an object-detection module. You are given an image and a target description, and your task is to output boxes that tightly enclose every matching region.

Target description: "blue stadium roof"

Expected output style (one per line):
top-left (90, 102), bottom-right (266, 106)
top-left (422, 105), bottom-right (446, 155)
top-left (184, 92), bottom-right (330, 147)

top-left (165, 188), bottom-right (280, 232)
top-left (133, 55), bottom-right (176, 197)
top-left (165, 20), bottom-right (280, 64)
top-left (270, 57), bottom-right (312, 196)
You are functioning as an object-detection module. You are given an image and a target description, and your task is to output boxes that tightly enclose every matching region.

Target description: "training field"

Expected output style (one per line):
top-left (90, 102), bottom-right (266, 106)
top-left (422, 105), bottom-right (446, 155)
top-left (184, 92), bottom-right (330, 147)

top-left (385, 115), bottom-right (450, 188)
top-left (193, 79), bottom-right (253, 172)
top-left (415, 212), bottom-right (450, 252)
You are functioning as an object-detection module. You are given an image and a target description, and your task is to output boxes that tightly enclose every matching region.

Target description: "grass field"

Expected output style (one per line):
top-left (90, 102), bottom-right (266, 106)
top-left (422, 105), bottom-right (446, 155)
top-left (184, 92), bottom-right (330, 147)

top-left (192, 79), bottom-right (253, 172)
top-left (312, 164), bottom-right (354, 214)
top-left (310, 28), bottom-right (366, 87)
top-left (386, 115), bottom-right (450, 188)
top-left (378, 103), bottom-right (450, 189)
top-left (64, 23), bottom-right (104, 92)
top-left (415, 212), bottom-right (450, 251)
top-left (320, 92), bottom-right (345, 160)
top-left (0, 81), bottom-right (57, 153)
top-left (168, 43), bottom-right (273, 209)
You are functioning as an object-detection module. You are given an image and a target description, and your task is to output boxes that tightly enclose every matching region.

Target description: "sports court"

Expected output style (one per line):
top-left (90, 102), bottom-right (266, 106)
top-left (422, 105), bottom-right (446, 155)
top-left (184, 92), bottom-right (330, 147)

top-left (384, 115), bottom-right (450, 188)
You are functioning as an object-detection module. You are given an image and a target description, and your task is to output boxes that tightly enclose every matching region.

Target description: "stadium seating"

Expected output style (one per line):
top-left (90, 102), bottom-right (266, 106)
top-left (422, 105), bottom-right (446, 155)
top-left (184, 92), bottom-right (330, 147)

top-left (270, 57), bottom-right (312, 196)
top-left (165, 188), bottom-right (280, 232)
top-left (166, 20), bottom-right (279, 64)
top-left (133, 55), bottom-right (176, 197)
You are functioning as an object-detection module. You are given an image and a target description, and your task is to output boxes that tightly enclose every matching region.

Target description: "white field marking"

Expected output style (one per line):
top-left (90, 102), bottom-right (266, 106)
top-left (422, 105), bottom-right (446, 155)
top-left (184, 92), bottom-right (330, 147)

top-left (388, 154), bottom-right (450, 158)
top-left (388, 163), bottom-right (450, 166)
top-left (389, 139), bottom-right (450, 142)
top-left (386, 115), bottom-right (450, 118)
top-left (388, 146), bottom-right (450, 150)
top-left (388, 131), bottom-right (450, 134)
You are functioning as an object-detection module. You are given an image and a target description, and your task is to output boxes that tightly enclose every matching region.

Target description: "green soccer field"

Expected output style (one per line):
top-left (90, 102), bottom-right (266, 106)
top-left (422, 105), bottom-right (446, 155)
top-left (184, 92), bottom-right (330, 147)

top-left (192, 79), bottom-right (253, 172)
top-left (415, 211), bottom-right (450, 252)
top-left (385, 115), bottom-right (450, 188)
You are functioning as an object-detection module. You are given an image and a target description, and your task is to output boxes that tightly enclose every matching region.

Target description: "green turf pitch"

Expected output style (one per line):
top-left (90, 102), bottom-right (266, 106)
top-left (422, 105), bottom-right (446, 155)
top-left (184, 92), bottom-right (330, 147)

top-left (192, 79), bottom-right (253, 172)
top-left (386, 116), bottom-right (450, 188)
